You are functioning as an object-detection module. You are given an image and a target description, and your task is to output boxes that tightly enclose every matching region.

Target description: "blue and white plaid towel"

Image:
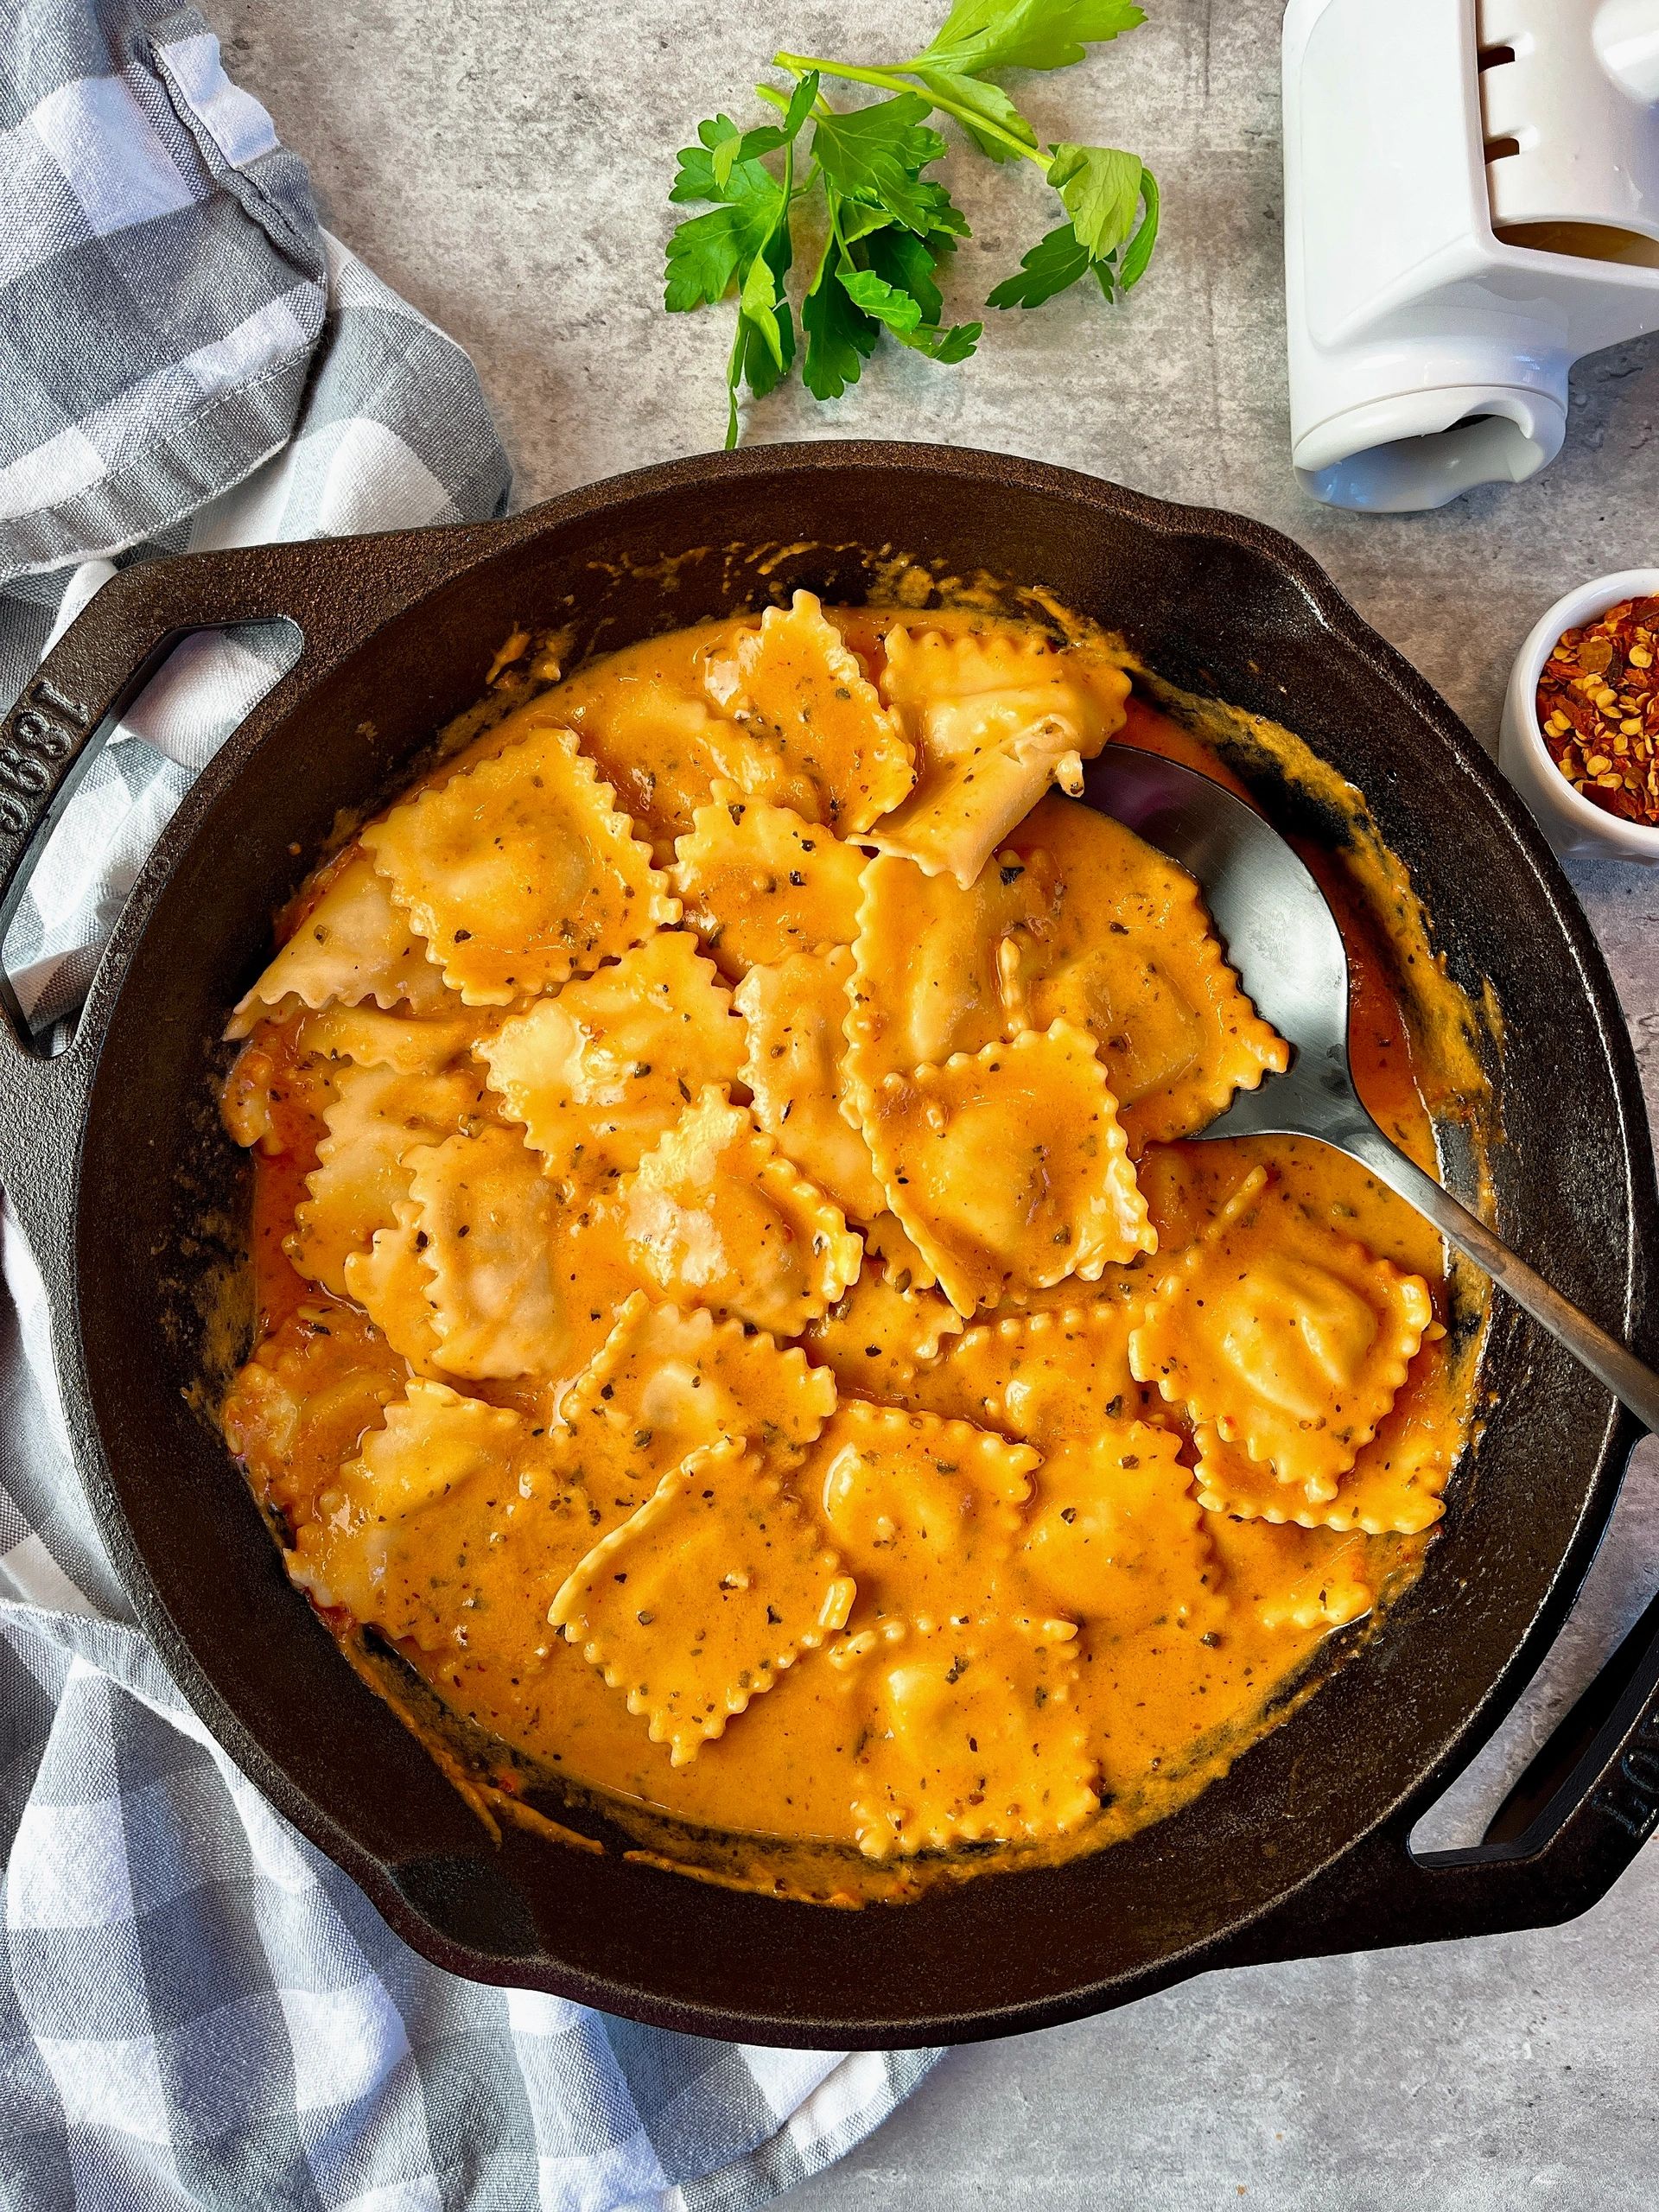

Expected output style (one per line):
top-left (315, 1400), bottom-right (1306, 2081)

top-left (0, 4), bottom-right (942, 2204)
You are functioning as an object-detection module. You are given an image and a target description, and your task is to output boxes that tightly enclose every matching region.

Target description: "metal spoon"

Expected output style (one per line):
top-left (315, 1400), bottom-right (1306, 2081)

top-left (1084, 744), bottom-right (1659, 1434)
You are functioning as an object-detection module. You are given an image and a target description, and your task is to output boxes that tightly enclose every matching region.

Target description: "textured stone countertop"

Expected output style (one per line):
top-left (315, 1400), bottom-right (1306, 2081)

top-left (217, 1), bottom-right (1659, 2202)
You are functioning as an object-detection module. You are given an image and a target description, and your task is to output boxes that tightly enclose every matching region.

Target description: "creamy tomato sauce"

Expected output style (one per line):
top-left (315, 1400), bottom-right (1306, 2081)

top-left (218, 603), bottom-right (1482, 1904)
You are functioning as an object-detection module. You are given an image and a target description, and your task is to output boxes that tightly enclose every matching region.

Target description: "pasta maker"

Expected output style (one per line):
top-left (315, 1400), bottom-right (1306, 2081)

top-left (1283, 0), bottom-right (1659, 511)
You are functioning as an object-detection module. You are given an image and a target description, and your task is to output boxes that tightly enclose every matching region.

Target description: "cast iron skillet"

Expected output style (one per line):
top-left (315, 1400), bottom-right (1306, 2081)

top-left (1, 442), bottom-right (1656, 2050)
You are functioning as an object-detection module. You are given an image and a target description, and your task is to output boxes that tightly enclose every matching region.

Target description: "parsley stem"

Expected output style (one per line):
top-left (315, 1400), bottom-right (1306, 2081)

top-left (772, 49), bottom-right (1052, 171)
top-left (723, 313), bottom-right (744, 451)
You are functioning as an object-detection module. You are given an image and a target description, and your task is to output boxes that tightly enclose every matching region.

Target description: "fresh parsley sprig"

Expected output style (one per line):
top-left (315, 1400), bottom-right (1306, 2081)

top-left (664, 0), bottom-right (1159, 443)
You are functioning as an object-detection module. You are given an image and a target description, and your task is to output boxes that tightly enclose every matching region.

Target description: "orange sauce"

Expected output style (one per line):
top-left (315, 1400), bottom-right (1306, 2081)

top-left (219, 617), bottom-right (1480, 1902)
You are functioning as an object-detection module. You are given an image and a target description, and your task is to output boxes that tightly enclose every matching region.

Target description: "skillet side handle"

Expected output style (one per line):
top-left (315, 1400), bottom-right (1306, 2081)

top-left (1214, 1582), bottom-right (1659, 1974)
top-left (0, 530), bottom-right (491, 1228)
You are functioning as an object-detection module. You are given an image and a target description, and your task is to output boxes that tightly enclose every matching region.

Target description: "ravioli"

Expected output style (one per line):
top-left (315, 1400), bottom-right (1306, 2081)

top-left (361, 708), bottom-right (679, 1003)
top-left (1206, 1515), bottom-right (1376, 1631)
top-left (1194, 1351), bottom-right (1454, 1535)
top-left (736, 946), bottom-right (887, 1224)
top-left (550, 1440), bottom-right (855, 1766)
top-left (619, 1088), bottom-right (862, 1336)
top-left (671, 785), bottom-right (867, 978)
top-left (289, 1063), bottom-right (487, 1297)
top-left (807, 1400), bottom-right (1037, 1630)
top-left (702, 591), bottom-right (914, 834)
top-left (836, 1622), bottom-right (1097, 1859)
top-left (406, 1126), bottom-right (582, 1382)
top-left (802, 1262), bottom-right (963, 1401)
top-left (1007, 795), bottom-right (1287, 1147)
top-left (914, 1296), bottom-right (1145, 1445)
top-left (227, 853), bottom-right (453, 1037)
top-left (1129, 1168), bottom-right (1433, 1496)
top-left (869, 626), bottom-right (1128, 885)
top-left (294, 1003), bottom-right (475, 1074)
top-left (558, 1290), bottom-right (837, 1516)
top-left (219, 1301), bottom-right (406, 1529)
top-left (862, 1022), bottom-right (1156, 1317)
top-left (1017, 1424), bottom-right (1215, 1635)
top-left (289, 1378), bottom-right (598, 1660)
top-left (844, 847), bottom-right (1060, 1092)
top-left (343, 1200), bottom-right (444, 1373)
top-left (553, 650), bottom-right (766, 860)
top-left (480, 930), bottom-right (744, 1192)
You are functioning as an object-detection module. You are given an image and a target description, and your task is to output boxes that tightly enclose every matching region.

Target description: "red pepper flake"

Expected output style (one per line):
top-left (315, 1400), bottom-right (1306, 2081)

top-left (1536, 596), bottom-right (1659, 827)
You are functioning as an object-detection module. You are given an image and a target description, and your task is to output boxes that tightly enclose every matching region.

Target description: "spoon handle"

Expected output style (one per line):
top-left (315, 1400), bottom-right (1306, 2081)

top-left (1336, 1116), bottom-right (1659, 1437)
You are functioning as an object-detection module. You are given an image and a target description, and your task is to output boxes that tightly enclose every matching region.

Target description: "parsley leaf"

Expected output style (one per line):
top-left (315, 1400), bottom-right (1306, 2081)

top-left (802, 260), bottom-right (880, 398)
top-left (1046, 143), bottom-right (1147, 262)
top-left (726, 136), bottom-right (799, 445)
top-left (812, 95), bottom-right (950, 234)
top-left (670, 117), bottom-right (774, 207)
top-left (779, 71), bottom-right (823, 140)
top-left (1116, 164), bottom-right (1160, 289)
top-left (739, 239), bottom-right (789, 365)
top-left (899, 319), bottom-right (982, 361)
top-left (664, 173), bottom-right (785, 314)
top-left (913, 0), bottom-right (1145, 75)
top-left (840, 266), bottom-right (925, 334)
top-left (987, 220), bottom-right (1111, 308)
top-left (864, 226), bottom-right (948, 324)
top-left (799, 161), bottom-right (979, 403)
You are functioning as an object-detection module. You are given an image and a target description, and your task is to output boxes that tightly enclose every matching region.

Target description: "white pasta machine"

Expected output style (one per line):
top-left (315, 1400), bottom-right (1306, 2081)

top-left (1282, 0), bottom-right (1659, 510)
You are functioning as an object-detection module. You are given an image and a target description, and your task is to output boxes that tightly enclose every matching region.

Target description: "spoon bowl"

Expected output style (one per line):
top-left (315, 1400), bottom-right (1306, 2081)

top-left (1084, 743), bottom-right (1659, 1434)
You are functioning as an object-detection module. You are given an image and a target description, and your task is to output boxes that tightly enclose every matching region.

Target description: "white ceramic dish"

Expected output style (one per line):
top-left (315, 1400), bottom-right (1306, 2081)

top-left (1499, 567), bottom-right (1659, 864)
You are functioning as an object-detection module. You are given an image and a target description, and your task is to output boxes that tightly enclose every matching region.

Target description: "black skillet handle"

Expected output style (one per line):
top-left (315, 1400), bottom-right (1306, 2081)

top-left (0, 528), bottom-right (492, 1235)
top-left (1218, 1573), bottom-right (1659, 1973)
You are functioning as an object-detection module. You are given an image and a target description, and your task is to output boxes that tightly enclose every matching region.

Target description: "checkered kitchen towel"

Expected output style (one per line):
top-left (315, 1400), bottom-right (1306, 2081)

top-left (0, 3), bottom-right (941, 2205)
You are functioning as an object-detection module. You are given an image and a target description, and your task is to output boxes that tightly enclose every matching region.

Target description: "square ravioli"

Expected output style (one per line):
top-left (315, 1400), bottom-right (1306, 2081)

top-left (361, 708), bottom-right (678, 1005)
top-left (405, 1124), bottom-right (636, 1388)
top-left (802, 1263), bottom-right (963, 1401)
top-left (289, 1379), bottom-right (597, 1658)
top-left (845, 847), bottom-right (1061, 1091)
top-left (227, 853), bottom-right (454, 1037)
top-left (702, 591), bottom-right (914, 835)
top-left (912, 1296), bottom-right (1146, 1446)
top-left (835, 1621), bottom-right (1097, 1859)
top-left (1017, 1424), bottom-right (1218, 1635)
top-left (344, 1198), bottom-right (444, 1372)
top-left (290, 1062), bottom-right (487, 1296)
top-left (1129, 1168), bottom-right (1434, 1495)
top-left (1007, 794), bottom-right (1287, 1147)
top-left (805, 1401), bottom-right (1037, 1631)
top-left (220, 1303), bottom-right (407, 1529)
top-left (868, 626), bottom-right (1128, 887)
top-left (618, 1087), bottom-right (861, 1335)
top-left (549, 1439), bottom-right (855, 1765)
top-left (864, 1021), bottom-right (1155, 1317)
top-left (671, 784), bottom-right (867, 978)
top-left (737, 945), bottom-right (887, 1225)
top-left (480, 929), bottom-right (744, 1193)
top-left (557, 1289), bottom-right (837, 1523)
top-left (552, 652), bottom-right (754, 861)
top-left (1192, 1350), bottom-right (1454, 1536)
top-left (294, 1003), bottom-right (475, 1074)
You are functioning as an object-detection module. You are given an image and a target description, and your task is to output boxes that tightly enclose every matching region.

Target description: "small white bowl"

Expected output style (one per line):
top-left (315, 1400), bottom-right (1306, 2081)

top-left (1499, 568), bottom-right (1659, 864)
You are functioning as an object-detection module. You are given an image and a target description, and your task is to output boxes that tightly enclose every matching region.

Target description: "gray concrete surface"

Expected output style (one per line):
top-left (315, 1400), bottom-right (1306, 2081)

top-left (213, 0), bottom-right (1659, 2202)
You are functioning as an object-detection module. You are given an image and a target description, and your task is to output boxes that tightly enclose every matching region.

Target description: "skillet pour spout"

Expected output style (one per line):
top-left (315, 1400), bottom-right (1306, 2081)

top-left (0, 442), bottom-right (1655, 2048)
